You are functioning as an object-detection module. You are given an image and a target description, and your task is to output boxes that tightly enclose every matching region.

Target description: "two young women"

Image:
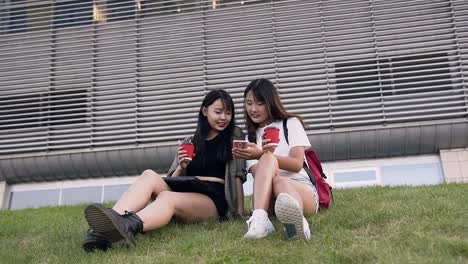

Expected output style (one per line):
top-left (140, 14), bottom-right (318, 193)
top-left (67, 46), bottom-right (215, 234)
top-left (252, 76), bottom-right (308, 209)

top-left (82, 79), bottom-right (317, 251)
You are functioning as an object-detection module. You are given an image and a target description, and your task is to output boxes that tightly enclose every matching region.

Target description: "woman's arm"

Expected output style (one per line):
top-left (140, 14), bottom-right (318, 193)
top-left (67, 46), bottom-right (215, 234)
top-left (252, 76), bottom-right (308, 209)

top-left (171, 165), bottom-right (184, 177)
top-left (247, 140), bottom-right (304, 175)
top-left (167, 145), bottom-right (191, 177)
top-left (275, 146), bottom-right (305, 173)
top-left (233, 142), bottom-right (263, 160)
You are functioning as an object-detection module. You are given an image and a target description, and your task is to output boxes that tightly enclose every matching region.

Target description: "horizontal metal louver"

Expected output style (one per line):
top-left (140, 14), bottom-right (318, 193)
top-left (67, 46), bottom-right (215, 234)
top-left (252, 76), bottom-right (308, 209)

top-left (276, 0), bottom-right (468, 129)
top-left (138, 3), bottom-right (205, 143)
top-left (203, 1), bottom-right (276, 123)
top-left (0, 0), bottom-right (467, 158)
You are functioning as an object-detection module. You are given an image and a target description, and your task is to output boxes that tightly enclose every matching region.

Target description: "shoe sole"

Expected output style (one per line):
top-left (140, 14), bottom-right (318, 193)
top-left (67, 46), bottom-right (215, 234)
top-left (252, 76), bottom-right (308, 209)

top-left (82, 240), bottom-right (112, 252)
top-left (243, 233), bottom-right (270, 239)
top-left (274, 193), bottom-right (306, 240)
top-left (84, 204), bottom-right (135, 246)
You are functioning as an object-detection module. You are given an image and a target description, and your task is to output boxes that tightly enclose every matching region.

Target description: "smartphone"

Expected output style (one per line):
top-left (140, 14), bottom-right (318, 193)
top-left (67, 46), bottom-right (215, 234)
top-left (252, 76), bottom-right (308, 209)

top-left (233, 140), bottom-right (248, 149)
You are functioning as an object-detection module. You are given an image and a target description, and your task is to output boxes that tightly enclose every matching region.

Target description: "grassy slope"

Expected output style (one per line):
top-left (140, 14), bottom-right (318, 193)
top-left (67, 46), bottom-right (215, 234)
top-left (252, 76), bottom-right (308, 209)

top-left (0, 184), bottom-right (467, 264)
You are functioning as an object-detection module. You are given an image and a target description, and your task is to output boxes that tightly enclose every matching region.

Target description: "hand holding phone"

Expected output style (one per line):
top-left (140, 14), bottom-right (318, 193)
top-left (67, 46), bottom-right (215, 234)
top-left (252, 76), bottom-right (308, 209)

top-left (233, 140), bottom-right (248, 149)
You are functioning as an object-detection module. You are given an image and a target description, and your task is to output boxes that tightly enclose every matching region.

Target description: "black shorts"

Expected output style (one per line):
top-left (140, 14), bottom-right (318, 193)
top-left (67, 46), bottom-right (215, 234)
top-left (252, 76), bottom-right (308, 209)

top-left (163, 176), bottom-right (228, 219)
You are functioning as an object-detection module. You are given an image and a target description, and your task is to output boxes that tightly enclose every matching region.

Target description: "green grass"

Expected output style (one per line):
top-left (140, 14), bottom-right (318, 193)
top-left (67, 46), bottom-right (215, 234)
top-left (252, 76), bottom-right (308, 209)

top-left (1, 184), bottom-right (467, 264)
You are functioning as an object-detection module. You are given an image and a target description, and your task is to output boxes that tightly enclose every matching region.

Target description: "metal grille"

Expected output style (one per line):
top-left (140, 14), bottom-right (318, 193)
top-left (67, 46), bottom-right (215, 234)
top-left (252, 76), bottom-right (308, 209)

top-left (1, 0), bottom-right (467, 157)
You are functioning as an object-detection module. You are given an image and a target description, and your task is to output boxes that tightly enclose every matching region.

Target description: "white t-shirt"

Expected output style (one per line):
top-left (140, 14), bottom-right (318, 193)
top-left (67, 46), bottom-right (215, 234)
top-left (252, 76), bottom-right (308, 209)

top-left (246, 117), bottom-right (311, 180)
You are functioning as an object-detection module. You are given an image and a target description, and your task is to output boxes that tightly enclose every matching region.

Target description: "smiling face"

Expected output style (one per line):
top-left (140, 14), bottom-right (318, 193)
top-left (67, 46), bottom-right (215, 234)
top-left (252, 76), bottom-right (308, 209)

top-left (245, 91), bottom-right (272, 127)
top-left (203, 98), bottom-right (232, 134)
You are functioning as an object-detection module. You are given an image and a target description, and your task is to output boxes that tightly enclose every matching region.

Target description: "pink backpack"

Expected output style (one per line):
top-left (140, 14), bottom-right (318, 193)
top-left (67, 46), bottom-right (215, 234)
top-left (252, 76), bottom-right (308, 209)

top-left (283, 120), bottom-right (334, 210)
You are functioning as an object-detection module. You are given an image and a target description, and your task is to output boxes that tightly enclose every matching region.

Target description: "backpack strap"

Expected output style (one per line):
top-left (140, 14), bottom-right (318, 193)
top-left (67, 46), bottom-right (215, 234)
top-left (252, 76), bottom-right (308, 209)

top-left (282, 119), bottom-right (289, 145)
top-left (282, 119), bottom-right (316, 185)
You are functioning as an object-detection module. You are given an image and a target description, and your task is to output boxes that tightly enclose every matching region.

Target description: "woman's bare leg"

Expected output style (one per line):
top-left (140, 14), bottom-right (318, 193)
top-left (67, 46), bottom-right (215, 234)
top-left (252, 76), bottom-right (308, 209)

top-left (136, 191), bottom-right (218, 232)
top-left (252, 152), bottom-right (279, 210)
top-left (112, 169), bottom-right (171, 214)
top-left (244, 153), bottom-right (278, 238)
top-left (272, 177), bottom-right (317, 215)
top-left (272, 178), bottom-right (316, 240)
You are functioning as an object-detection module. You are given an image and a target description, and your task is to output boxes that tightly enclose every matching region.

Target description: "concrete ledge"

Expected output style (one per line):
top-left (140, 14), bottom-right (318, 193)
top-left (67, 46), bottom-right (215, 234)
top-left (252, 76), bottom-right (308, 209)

top-left (440, 148), bottom-right (468, 183)
top-left (0, 181), bottom-right (9, 209)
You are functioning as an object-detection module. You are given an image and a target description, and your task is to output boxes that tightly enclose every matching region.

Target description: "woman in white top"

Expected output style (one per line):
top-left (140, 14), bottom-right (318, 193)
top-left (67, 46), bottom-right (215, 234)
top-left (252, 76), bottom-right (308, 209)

top-left (233, 78), bottom-right (318, 240)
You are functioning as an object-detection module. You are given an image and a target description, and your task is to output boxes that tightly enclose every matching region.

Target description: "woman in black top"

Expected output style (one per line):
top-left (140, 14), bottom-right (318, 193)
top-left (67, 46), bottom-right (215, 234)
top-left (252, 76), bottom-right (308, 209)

top-left (82, 89), bottom-right (243, 251)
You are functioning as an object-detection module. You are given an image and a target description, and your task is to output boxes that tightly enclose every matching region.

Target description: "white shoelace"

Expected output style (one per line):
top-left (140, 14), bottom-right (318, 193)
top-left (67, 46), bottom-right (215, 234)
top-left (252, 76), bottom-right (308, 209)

top-left (245, 215), bottom-right (255, 228)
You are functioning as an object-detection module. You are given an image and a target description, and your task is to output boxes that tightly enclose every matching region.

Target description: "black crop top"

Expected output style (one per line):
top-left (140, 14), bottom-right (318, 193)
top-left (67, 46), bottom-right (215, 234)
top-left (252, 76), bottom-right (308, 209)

top-left (186, 134), bottom-right (226, 180)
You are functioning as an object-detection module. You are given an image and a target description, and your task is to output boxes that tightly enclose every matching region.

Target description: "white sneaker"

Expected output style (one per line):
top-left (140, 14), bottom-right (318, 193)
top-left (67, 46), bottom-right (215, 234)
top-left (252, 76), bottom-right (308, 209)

top-left (243, 210), bottom-right (275, 239)
top-left (275, 193), bottom-right (311, 240)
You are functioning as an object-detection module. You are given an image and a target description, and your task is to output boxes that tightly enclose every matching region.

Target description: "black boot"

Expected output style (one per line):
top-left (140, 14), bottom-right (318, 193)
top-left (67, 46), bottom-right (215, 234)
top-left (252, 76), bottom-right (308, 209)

top-left (122, 210), bottom-right (144, 235)
top-left (82, 229), bottom-right (112, 252)
top-left (84, 204), bottom-right (144, 247)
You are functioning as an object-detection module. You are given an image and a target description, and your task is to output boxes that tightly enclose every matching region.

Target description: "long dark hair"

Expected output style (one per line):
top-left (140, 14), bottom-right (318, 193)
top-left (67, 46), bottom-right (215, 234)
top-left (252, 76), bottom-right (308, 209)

top-left (193, 89), bottom-right (235, 163)
top-left (243, 78), bottom-right (304, 142)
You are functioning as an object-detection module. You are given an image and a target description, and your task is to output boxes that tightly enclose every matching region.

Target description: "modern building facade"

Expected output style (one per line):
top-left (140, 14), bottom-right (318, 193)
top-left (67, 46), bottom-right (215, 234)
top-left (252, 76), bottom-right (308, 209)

top-left (1, 0), bottom-right (467, 209)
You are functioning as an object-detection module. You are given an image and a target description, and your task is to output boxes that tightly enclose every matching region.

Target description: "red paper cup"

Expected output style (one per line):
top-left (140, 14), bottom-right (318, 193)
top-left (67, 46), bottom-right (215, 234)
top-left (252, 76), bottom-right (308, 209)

top-left (263, 126), bottom-right (280, 146)
top-left (181, 143), bottom-right (194, 161)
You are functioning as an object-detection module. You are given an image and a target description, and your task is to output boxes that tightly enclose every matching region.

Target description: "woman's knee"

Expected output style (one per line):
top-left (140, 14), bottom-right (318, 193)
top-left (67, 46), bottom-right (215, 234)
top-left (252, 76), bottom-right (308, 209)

top-left (257, 152), bottom-right (279, 177)
top-left (139, 169), bottom-right (167, 192)
top-left (138, 169), bottom-right (163, 183)
top-left (140, 169), bottom-right (159, 178)
top-left (259, 152), bottom-right (278, 166)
